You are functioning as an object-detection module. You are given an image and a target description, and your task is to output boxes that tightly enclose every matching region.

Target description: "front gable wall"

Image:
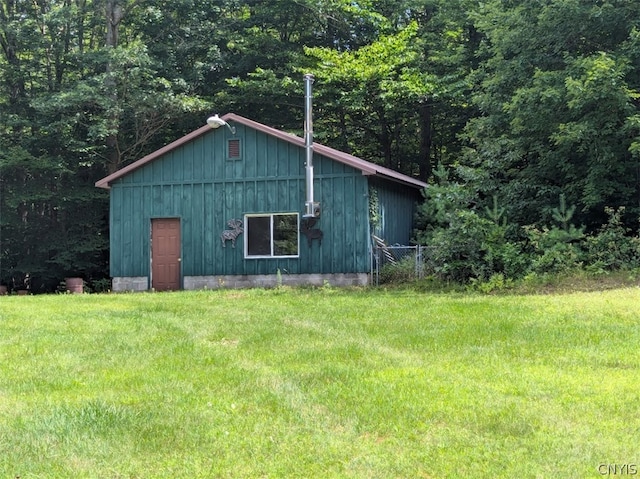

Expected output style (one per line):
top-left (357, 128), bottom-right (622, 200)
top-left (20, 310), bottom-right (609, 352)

top-left (108, 125), bottom-right (371, 281)
top-left (117, 123), bottom-right (360, 185)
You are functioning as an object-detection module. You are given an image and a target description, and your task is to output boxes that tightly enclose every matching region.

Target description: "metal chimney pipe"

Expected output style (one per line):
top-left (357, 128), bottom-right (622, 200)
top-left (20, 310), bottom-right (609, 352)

top-left (303, 73), bottom-right (318, 217)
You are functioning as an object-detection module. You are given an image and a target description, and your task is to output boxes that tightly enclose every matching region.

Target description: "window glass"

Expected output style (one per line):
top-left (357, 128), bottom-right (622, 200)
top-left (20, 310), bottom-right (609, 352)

top-left (245, 213), bottom-right (299, 258)
top-left (246, 216), bottom-right (271, 256)
top-left (273, 214), bottom-right (298, 256)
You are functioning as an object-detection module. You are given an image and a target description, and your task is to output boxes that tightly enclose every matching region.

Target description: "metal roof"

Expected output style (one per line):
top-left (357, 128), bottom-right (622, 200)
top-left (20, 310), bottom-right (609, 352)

top-left (95, 113), bottom-right (428, 190)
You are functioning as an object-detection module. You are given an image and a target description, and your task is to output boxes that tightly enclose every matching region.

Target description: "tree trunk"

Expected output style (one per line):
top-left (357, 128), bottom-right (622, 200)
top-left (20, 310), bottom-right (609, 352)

top-left (105, 0), bottom-right (123, 50)
top-left (418, 102), bottom-right (432, 182)
top-left (376, 109), bottom-right (393, 168)
top-left (105, 0), bottom-right (124, 173)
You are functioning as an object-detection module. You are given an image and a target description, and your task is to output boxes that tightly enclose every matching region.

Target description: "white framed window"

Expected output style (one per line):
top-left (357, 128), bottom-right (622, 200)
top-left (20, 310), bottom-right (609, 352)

top-left (244, 213), bottom-right (299, 258)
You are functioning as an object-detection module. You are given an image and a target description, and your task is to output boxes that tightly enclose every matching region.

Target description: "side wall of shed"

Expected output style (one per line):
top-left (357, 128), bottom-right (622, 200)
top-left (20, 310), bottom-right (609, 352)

top-left (369, 178), bottom-right (424, 245)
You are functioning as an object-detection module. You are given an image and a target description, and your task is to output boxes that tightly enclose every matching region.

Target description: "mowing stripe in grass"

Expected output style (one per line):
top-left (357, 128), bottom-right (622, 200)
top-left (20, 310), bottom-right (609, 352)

top-left (0, 288), bottom-right (639, 478)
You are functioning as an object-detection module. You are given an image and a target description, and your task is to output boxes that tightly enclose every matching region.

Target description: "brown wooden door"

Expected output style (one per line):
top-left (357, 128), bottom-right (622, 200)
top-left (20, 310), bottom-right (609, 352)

top-left (151, 218), bottom-right (181, 291)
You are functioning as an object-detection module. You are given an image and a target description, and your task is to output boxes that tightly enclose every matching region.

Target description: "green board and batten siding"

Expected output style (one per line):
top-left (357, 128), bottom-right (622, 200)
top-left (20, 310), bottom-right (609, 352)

top-left (108, 124), bottom-right (372, 280)
top-left (370, 178), bottom-right (422, 246)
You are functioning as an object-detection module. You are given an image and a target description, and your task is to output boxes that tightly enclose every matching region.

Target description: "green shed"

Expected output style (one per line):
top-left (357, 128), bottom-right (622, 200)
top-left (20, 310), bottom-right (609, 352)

top-left (96, 113), bottom-right (426, 291)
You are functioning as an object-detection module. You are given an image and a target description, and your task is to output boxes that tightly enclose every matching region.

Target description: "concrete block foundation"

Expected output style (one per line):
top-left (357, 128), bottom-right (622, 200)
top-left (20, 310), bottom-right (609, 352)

top-left (112, 274), bottom-right (369, 291)
top-left (111, 276), bottom-right (149, 292)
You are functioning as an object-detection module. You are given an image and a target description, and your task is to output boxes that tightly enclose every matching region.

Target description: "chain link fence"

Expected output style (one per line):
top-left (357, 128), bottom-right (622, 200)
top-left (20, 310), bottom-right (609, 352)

top-left (371, 239), bottom-right (427, 285)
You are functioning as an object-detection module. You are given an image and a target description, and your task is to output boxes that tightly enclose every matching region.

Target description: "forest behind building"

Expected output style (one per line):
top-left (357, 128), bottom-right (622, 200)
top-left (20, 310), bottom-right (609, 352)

top-left (1, 0), bottom-right (639, 291)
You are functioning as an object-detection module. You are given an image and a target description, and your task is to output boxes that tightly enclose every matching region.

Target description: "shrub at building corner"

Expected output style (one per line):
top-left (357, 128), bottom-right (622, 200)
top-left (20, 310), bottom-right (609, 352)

top-left (414, 173), bottom-right (640, 285)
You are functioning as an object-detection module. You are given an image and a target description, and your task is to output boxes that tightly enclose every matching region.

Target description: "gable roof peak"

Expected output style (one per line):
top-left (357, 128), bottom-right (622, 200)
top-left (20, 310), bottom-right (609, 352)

top-left (96, 113), bottom-right (427, 190)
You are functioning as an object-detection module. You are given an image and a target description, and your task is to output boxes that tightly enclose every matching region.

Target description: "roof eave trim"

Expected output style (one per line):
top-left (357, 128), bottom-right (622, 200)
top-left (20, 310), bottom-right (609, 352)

top-left (374, 173), bottom-right (428, 189)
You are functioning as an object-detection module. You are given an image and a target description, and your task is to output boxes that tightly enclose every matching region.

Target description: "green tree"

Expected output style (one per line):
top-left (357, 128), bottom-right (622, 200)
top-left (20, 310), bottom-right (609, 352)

top-left (0, 0), bottom-right (207, 290)
top-left (465, 0), bottom-right (640, 229)
top-left (304, 0), bottom-right (479, 180)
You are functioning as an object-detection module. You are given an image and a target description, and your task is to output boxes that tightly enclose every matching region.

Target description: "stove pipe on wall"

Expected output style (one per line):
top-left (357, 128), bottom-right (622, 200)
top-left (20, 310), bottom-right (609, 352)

top-left (303, 73), bottom-right (320, 218)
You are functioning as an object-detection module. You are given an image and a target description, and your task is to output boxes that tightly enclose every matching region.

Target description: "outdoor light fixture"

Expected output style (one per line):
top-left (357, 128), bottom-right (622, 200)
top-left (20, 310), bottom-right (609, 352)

top-left (207, 114), bottom-right (236, 134)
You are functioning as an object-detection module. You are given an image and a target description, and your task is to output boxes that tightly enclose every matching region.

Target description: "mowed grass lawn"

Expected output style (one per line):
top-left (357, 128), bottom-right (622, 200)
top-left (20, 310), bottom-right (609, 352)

top-left (0, 288), bottom-right (639, 478)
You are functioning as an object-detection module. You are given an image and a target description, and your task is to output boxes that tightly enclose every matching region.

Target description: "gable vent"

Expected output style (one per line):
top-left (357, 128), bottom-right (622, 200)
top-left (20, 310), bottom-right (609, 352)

top-left (228, 138), bottom-right (241, 159)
